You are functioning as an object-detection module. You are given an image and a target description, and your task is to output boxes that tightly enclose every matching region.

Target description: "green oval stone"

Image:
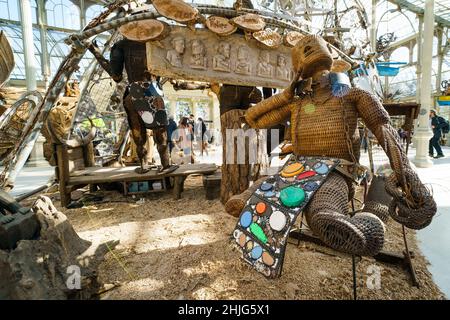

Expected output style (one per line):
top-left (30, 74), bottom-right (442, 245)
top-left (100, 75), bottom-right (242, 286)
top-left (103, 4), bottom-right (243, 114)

top-left (249, 223), bottom-right (267, 244)
top-left (280, 186), bottom-right (306, 208)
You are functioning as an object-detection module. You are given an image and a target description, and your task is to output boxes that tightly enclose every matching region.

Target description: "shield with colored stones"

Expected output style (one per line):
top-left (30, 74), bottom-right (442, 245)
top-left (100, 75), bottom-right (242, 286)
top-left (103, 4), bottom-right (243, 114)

top-left (232, 155), bottom-right (340, 278)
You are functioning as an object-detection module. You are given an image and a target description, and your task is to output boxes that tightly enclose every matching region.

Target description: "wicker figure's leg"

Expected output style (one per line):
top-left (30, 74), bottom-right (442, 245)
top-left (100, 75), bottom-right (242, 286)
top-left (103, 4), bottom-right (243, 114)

top-left (224, 176), bottom-right (267, 217)
top-left (305, 173), bottom-right (385, 256)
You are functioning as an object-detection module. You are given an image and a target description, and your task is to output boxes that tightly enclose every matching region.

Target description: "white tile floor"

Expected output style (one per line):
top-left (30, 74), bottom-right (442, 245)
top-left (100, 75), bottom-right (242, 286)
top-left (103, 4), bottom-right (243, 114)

top-left (3, 144), bottom-right (450, 298)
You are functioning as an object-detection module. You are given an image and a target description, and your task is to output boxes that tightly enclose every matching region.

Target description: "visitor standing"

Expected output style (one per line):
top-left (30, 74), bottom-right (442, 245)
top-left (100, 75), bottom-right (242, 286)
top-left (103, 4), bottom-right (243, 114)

top-left (167, 115), bottom-right (177, 153)
top-left (177, 117), bottom-right (194, 163)
top-left (196, 117), bottom-right (208, 156)
top-left (429, 109), bottom-right (446, 158)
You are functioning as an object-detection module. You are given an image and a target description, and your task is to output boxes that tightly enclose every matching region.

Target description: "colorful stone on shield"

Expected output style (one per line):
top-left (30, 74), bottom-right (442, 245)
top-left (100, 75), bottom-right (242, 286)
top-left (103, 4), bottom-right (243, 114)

top-left (280, 186), bottom-right (306, 208)
top-left (262, 252), bottom-right (275, 266)
top-left (249, 222), bottom-right (268, 243)
top-left (281, 162), bottom-right (304, 177)
top-left (304, 181), bottom-right (319, 192)
top-left (239, 234), bottom-right (246, 247)
top-left (260, 183), bottom-right (273, 191)
top-left (256, 202), bottom-right (267, 215)
top-left (296, 170), bottom-right (316, 181)
top-left (314, 162), bottom-right (329, 174)
top-left (264, 191), bottom-right (276, 198)
top-left (251, 246), bottom-right (263, 259)
top-left (269, 211), bottom-right (287, 231)
top-left (240, 211), bottom-right (253, 228)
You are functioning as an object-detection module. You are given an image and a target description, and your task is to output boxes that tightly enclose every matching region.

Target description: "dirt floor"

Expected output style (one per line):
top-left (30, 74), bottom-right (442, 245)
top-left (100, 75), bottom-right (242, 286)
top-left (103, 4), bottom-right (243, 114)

top-left (39, 176), bottom-right (445, 300)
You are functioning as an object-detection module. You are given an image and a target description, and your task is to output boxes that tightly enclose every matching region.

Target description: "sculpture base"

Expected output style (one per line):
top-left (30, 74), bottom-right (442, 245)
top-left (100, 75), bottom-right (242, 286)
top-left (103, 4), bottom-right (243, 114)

top-left (413, 127), bottom-right (433, 168)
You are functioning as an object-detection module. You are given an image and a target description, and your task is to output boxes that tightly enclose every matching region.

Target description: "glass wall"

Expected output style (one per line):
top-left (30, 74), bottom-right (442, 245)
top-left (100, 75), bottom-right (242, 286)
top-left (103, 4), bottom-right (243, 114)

top-left (0, 0), bottom-right (106, 82)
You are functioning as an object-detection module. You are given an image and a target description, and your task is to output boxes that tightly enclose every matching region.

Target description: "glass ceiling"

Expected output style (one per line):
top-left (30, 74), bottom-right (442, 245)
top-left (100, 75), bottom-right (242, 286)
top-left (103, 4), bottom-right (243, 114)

top-left (388, 0), bottom-right (450, 27)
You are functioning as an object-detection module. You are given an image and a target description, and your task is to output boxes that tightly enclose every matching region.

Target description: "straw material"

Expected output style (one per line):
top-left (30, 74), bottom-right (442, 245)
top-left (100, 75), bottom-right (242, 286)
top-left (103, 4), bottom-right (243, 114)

top-left (331, 59), bottom-right (351, 73)
top-left (225, 176), bottom-right (266, 217)
top-left (305, 172), bottom-right (385, 256)
top-left (291, 35), bottom-right (334, 78)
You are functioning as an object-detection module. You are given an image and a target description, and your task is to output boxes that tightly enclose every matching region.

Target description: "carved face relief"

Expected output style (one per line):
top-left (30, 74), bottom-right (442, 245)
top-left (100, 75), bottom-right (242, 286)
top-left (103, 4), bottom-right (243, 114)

top-left (222, 43), bottom-right (231, 59)
top-left (276, 54), bottom-right (290, 80)
top-left (213, 42), bottom-right (231, 72)
top-left (291, 35), bottom-right (333, 78)
top-left (190, 39), bottom-right (206, 69)
top-left (166, 37), bottom-right (185, 67)
top-left (235, 46), bottom-right (251, 75)
top-left (277, 55), bottom-right (286, 67)
top-left (257, 51), bottom-right (273, 78)
top-left (173, 38), bottom-right (185, 54)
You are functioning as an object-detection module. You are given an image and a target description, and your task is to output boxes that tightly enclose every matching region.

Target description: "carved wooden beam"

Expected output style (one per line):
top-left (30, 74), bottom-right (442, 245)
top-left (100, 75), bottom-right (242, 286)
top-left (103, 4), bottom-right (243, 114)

top-left (146, 26), bottom-right (293, 88)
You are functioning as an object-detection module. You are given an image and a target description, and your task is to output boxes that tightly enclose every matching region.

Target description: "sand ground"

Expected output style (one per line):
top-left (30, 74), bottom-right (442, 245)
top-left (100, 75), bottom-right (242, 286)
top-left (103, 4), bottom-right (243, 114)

top-left (31, 175), bottom-right (445, 300)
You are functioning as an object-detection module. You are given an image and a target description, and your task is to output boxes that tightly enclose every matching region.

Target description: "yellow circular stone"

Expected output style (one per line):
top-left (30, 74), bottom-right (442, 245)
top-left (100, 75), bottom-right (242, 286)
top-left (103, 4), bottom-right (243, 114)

top-left (303, 103), bottom-right (316, 114)
top-left (281, 162), bottom-right (304, 177)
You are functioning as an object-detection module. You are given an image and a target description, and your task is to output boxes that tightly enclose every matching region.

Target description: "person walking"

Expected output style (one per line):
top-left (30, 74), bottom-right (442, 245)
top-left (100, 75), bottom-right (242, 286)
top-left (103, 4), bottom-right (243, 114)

top-left (177, 117), bottom-right (195, 163)
top-left (429, 109), bottom-right (445, 159)
top-left (167, 115), bottom-right (177, 153)
top-left (196, 117), bottom-right (208, 156)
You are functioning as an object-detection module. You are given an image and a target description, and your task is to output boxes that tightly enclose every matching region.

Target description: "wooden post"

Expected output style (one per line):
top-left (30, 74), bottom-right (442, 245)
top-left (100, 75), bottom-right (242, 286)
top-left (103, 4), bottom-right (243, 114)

top-left (83, 142), bottom-right (96, 192)
top-left (55, 144), bottom-right (70, 207)
top-left (173, 175), bottom-right (185, 199)
top-left (220, 109), bottom-right (261, 204)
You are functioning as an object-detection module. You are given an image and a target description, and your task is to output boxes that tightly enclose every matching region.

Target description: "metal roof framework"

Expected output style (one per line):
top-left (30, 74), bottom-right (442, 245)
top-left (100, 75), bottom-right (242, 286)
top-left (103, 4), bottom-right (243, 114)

top-left (388, 0), bottom-right (450, 27)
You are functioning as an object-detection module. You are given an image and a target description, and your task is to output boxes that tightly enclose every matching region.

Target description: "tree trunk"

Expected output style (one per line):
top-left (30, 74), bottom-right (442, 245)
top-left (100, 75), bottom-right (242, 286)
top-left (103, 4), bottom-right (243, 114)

top-left (220, 109), bottom-right (265, 204)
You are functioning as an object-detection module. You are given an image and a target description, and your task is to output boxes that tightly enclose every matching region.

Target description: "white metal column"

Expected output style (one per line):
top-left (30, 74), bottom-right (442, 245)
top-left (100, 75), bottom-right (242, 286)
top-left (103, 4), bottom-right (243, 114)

top-left (414, 0), bottom-right (435, 168)
top-left (416, 16), bottom-right (423, 104)
top-left (19, 0), bottom-right (37, 91)
top-left (370, 0), bottom-right (378, 51)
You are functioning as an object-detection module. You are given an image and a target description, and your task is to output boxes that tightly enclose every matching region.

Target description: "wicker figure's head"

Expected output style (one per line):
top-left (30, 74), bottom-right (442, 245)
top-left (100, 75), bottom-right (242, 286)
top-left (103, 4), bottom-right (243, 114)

top-left (291, 35), bottom-right (334, 78)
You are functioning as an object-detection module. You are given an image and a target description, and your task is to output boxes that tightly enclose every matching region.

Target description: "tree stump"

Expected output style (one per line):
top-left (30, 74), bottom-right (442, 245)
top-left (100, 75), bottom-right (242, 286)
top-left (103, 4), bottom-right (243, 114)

top-left (220, 109), bottom-right (267, 204)
top-left (0, 196), bottom-right (115, 299)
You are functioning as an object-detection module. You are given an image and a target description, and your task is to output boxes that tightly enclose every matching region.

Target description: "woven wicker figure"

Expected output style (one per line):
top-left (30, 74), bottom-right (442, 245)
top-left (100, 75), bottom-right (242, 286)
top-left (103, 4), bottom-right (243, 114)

top-left (242, 35), bottom-right (436, 256)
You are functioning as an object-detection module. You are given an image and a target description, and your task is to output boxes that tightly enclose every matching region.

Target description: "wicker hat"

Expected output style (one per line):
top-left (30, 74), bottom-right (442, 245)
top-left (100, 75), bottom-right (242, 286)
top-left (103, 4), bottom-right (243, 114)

top-left (291, 35), bottom-right (334, 78)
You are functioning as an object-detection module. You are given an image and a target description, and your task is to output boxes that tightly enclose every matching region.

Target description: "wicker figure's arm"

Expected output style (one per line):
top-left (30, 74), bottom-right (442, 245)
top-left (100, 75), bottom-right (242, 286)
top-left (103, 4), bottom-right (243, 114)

top-left (245, 73), bottom-right (300, 128)
top-left (349, 88), bottom-right (437, 229)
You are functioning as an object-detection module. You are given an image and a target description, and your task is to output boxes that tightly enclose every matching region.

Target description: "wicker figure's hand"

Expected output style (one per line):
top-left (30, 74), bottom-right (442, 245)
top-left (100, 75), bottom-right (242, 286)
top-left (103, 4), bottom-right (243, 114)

top-left (284, 71), bottom-right (302, 100)
top-left (385, 168), bottom-right (437, 229)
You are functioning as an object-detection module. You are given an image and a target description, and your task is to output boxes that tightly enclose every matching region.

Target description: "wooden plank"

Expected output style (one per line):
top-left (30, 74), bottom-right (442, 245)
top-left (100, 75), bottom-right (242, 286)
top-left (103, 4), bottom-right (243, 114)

top-left (67, 163), bottom-right (217, 186)
top-left (146, 26), bottom-right (293, 89)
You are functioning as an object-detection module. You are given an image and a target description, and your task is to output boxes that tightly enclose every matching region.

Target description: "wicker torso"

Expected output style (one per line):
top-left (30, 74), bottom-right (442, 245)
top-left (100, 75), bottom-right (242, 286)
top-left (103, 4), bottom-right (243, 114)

top-left (289, 86), bottom-right (360, 162)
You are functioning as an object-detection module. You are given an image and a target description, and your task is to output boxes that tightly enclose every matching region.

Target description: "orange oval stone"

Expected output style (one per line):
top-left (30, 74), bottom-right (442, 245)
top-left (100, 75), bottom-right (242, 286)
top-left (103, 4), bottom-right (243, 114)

top-left (239, 234), bottom-right (246, 247)
top-left (262, 251), bottom-right (274, 266)
top-left (256, 202), bottom-right (267, 215)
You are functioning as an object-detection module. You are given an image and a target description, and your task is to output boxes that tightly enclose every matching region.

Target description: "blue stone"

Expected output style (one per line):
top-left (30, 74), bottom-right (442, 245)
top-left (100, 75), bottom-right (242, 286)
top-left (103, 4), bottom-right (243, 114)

top-left (304, 181), bottom-right (319, 192)
top-left (260, 183), bottom-right (273, 191)
top-left (264, 191), bottom-right (276, 198)
top-left (314, 163), bottom-right (329, 175)
top-left (251, 246), bottom-right (263, 260)
top-left (240, 211), bottom-right (253, 228)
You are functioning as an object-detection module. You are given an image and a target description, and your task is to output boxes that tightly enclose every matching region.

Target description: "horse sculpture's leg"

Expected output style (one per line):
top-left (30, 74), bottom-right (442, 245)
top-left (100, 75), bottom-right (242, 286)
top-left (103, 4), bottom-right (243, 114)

top-left (305, 172), bottom-right (385, 256)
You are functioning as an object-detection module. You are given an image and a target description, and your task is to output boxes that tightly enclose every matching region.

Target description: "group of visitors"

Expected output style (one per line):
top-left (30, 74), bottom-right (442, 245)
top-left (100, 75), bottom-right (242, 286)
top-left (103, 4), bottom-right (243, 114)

top-left (166, 113), bottom-right (212, 164)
